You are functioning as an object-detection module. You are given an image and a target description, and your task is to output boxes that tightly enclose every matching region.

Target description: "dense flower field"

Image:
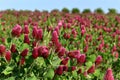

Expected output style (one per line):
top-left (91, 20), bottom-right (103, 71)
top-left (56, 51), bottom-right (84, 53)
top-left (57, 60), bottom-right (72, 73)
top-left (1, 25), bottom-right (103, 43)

top-left (0, 10), bottom-right (119, 80)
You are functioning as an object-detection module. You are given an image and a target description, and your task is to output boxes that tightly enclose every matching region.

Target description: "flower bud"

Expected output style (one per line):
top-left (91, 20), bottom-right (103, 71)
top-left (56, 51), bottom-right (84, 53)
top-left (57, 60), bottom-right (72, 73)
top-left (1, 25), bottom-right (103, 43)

top-left (52, 31), bottom-right (59, 44)
top-left (32, 47), bottom-right (38, 59)
top-left (11, 24), bottom-right (22, 37)
top-left (87, 64), bottom-right (95, 74)
top-left (32, 41), bottom-right (37, 47)
top-left (77, 54), bottom-right (86, 64)
top-left (0, 44), bottom-right (6, 56)
top-left (63, 65), bottom-right (68, 72)
top-left (61, 57), bottom-right (69, 65)
top-left (104, 68), bottom-right (114, 80)
top-left (58, 47), bottom-right (66, 57)
top-left (71, 66), bottom-right (76, 71)
top-left (10, 44), bottom-right (16, 53)
top-left (37, 28), bottom-right (43, 40)
top-left (55, 65), bottom-right (63, 75)
top-left (19, 57), bottom-right (25, 65)
top-left (95, 55), bottom-right (102, 65)
top-left (24, 34), bottom-right (30, 44)
top-left (23, 25), bottom-right (29, 34)
top-left (38, 46), bottom-right (49, 58)
top-left (20, 48), bottom-right (29, 57)
top-left (32, 26), bottom-right (38, 39)
top-left (5, 50), bottom-right (11, 62)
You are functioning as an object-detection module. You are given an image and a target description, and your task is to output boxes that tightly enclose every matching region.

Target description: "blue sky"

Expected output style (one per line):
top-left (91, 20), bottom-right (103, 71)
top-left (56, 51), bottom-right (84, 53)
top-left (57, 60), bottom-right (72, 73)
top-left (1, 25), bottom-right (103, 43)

top-left (0, 0), bottom-right (120, 13)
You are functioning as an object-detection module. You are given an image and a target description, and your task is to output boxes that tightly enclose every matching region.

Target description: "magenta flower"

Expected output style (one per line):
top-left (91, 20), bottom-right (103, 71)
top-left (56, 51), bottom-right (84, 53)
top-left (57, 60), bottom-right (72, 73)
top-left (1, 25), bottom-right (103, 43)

top-left (63, 33), bottom-right (70, 39)
top-left (32, 47), bottom-right (38, 59)
top-left (77, 54), bottom-right (86, 64)
top-left (87, 64), bottom-right (95, 74)
top-left (20, 48), bottom-right (29, 57)
top-left (19, 57), bottom-right (25, 65)
top-left (52, 31), bottom-right (59, 44)
top-left (55, 65), bottom-right (63, 75)
top-left (32, 26), bottom-right (38, 39)
top-left (58, 21), bottom-right (62, 28)
top-left (112, 45), bottom-right (117, 52)
top-left (81, 29), bottom-right (86, 36)
top-left (37, 28), bottom-right (43, 40)
top-left (23, 25), bottom-right (29, 34)
top-left (54, 27), bottom-right (59, 35)
top-left (63, 65), bottom-right (68, 72)
top-left (32, 41), bottom-right (37, 47)
top-left (104, 68), bottom-right (114, 80)
top-left (61, 57), bottom-right (69, 65)
top-left (58, 47), bottom-right (66, 57)
top-left (24, 34), bottom-right (30, 44)
top-left (95, 55), bottom-right (102, 65)
top-left (11, 24), bottom-right (22, 37)
top-left (5, 50), bottom-right (11, 62)
top-left (83, 45), bottom-right (88, 53)
top-left (10, 44), bottom-right (16, 53)
top-left (0, 44), bottom-right (6, 56)
top-left (38, 46), bottom-right (49, 58)
top-left (72, 29), bottom-right (77, 38)
top-left (71, 66), bottom-right (76, 71)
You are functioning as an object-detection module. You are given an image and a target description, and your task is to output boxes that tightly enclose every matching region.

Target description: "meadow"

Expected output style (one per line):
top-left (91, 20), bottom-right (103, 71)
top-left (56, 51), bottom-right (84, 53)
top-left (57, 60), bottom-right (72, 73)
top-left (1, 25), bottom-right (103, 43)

top-left (0, 9), bottom-right (119, 80)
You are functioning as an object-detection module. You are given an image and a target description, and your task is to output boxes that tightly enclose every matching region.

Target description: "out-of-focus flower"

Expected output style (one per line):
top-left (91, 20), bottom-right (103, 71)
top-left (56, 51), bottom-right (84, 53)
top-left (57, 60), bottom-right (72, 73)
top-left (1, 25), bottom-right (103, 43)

top-left (11, 24), bottom-right (22, 37)
top-left (104, 68), bottom-right (114, 80)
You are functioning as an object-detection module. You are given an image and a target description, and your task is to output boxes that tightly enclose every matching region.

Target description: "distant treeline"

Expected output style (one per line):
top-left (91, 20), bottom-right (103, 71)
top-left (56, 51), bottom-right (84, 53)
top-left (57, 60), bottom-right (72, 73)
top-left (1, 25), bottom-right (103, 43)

top-left (0, 8), bottom-right (119, 14)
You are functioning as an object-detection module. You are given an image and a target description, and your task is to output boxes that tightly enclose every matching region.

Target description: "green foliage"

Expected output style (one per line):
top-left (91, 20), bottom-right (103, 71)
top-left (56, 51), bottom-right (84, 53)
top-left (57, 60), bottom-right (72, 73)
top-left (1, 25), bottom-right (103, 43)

top-left (108, 8), bottom-right (117, 14)
top-left (62, 7), bottom-right (70, 13)
top-left (71, 8), bottom-right (80, 14)
top-left (94, 8), bottom-right (104, 14)
top-left (82, 9), bottom-right (91, 14)
top-left (51, 9), bottom-right (59, 13)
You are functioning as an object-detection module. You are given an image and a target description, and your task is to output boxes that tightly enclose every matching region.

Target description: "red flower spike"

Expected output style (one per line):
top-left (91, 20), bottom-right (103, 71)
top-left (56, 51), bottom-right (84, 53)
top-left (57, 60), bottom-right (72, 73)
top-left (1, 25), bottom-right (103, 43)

top-left (38, 46), bottom-right (49, 58)
top-left (72, 29), bottom-right (77, 38)
top-left (95, 55), bottom-right (102, 65)
top-left (10, 44), bottom-right (16, 53)
top-left (11, 24), bottom-right (22, 37)
top-left (5, 51), bottom-right (11, 62)
top-left (19, 57), bottom-right (25, 65)
top-left (77, 54), bottom-right (86, 64)
top-left (23, 25), bottom-right (29, 34)
top-left (52, 30), bottom-right (59, 44)
top-left (81, 29), bottom-right (85, 36)
top-left (61, 57), bottom-right (69, 65)
top-left (83, 45), bottom-right (88, 53)
top-left (37, 28), bottom-right (43, 40)
top-left (32, 26), bottom-right (38, 39)
top-left (32, 41), bottom-right (37, 47)
top-left (0, 44), bottom-right (6, 56)
top-left (32, 47), bottom-right (38, 59)
top-left (20, 48), bottom-right (29, 57)
top-left (71, 66), bottom-right (76, 71)
top-left (112, 45), bottom-right (117, 52)
top-left (104, 68), bottom-right (114, 80)
top-left (24, 34), bottom-right (30, 44)
top-left (58, 47), bottom-right (66, 57)
top-left (55, 65), bottom-right (63, 75)
top-left (87, 64), bottom-right (95, 74)
top-left (63, 65), bottom-right (68, 72)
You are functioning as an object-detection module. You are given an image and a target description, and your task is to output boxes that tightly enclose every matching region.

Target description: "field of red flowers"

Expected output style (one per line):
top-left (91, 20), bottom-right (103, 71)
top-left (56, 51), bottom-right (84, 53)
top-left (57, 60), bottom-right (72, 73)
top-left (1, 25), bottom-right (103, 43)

top-left (0, 10), bottom-right (119, 80)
